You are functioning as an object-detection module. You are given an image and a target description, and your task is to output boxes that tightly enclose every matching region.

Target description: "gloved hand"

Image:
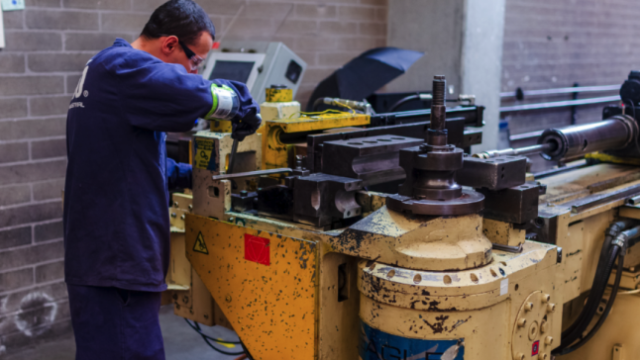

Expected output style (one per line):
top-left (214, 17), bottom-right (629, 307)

top-left (232, 113), bottom-right (262, 141)
top-left (211, 79), bottom-right (261, 141)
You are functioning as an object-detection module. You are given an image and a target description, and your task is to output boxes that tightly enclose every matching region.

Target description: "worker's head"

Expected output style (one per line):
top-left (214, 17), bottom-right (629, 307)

top-left (138, 0), bottom-right (215, 74)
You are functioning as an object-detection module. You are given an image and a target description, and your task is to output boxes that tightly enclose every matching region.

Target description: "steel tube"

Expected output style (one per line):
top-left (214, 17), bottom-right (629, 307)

top-left (500, 95), bottom-right (620, 112)
top-left (500, 84), bottom-right (619, 98)
top-left (211, 168), bottom-right (293, 181)
top-left (473, 143), bottom-right (554, 159)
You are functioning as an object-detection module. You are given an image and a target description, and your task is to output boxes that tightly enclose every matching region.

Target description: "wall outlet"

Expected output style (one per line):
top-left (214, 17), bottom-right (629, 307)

top-left (2, 0), bottom-right (25, 11)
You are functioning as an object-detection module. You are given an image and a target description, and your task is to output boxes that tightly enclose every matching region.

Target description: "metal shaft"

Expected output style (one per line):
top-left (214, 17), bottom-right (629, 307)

top-left (212, 168), bottom-right (293, 181)
top-left (474, 143), bottom-right (554, 159)
top-left (227, 139), bottom-right (239, 174)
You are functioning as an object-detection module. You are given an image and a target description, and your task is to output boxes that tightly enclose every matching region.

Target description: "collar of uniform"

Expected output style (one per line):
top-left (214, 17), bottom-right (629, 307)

top-left (113, 38), bottom-right (132, 48)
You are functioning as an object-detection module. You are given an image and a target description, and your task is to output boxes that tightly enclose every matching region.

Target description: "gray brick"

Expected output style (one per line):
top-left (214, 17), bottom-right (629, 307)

top-left (35, 260), bottom-right (64, 283)
top-left (25, 0), bottom-right (62, 7)
top-left (276, 19), bottom-right (318, 37)
top-left (0, 76), bottom-right (64, 96)
top-left (1, 318), bottom-right (72, 350)
top-left (0, 143), bottom-right (29, 164)
top-left (197, 0), bottom-right (245, 16)
top-left (0, 184), bottom-right (31, 207)
top-left (0, 98), bottom-right (28, 120)
top-left (0, 268), bottom-right (33, 292)
top-left (0, 201), bottom-right (63, 229)
top-left (294, 4), bottom-right (337, 19)
top-left (0, 117), bottom-right (66, 141)
top-left (338, 5), bottom-right (377, 22)
top-left (28, 53), bottom-right (92, 73)
top-left (131, 0), bottom-right (165, 12)
top-left (0, 159), bottom-right (67, 186)
top-left (29, 96), bottom-right (70, 117)
top-left (33, 178), bottom-right (65, 201)
top-left (101, 13), bottom-right (150, 32)
top-left (318, 51), bottom-right (359, 67)
top-left (318, 21), bottom-right (358, 36)
top-left (3, 10), bottom-right (24, 29)
top-left (335, 36), bottom-right (385, 52)
top-left (34, 220), bottom-right (63, 242)
top-left (31, 139), bottom-right (67, 159)
top-left (3, 31), bottom-right (63, 51)
top-left (359, 22), bottom-right (386, 37)
top-left (66, 74), bottom-right (81, 95)
top-left (26, 9), bottom-right (99, 30)
top-left (63, 0), bottom-right (130, 10)
top-left (64, 32), bottom-right (127, 51)
top-left (0, 241), bottom-right (63, 272)
top-left (0, 54), bottom-right (25, 74)
top-left (0, 226), bottom-right (31, 251)
top-left (244, 3), bottom-right (293, 20)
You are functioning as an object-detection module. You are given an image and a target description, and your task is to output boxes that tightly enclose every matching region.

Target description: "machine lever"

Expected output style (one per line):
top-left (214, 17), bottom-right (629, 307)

top-left (212, 168), bottom-right (293, 181)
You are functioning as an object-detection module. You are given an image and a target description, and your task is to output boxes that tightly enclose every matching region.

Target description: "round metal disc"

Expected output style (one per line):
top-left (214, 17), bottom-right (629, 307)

top-left (386, 189), bottom-right (484, 216)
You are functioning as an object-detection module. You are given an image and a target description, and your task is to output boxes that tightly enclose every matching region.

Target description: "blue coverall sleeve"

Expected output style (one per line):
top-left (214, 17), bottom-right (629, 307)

top-left (115, 54), bottom-right (214, 133)
top-left (166, 157), bottom-right (192, 190)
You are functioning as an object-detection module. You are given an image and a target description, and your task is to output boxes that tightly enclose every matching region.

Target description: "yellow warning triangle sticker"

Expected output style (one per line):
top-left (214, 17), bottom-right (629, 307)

top-left (193, 232), bottom-right (209, 254)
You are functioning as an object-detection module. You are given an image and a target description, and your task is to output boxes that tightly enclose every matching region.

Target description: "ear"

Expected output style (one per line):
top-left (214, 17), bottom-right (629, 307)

top-left (160, 36), bottom-right (180, 56)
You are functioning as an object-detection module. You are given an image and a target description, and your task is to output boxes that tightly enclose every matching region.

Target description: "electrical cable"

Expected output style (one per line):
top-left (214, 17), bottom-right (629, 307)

top-left (184, 318), bottom-right (245, 356)
top-left (556, 249), bottom-right (625, 355)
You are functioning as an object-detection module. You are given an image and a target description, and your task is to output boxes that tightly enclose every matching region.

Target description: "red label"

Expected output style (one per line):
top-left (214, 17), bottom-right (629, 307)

top-left (244, 234), bottom-right (270, 266)
top-left (532, 340), bottom-right (540, 356)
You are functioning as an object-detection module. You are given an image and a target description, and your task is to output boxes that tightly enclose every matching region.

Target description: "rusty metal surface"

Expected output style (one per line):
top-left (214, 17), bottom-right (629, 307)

top-left (457, 155), bottom-right (527, 190)
top-left (321, 135), bottom-right (423, 186)
top-left (387, 190), bottom-right (485, 216)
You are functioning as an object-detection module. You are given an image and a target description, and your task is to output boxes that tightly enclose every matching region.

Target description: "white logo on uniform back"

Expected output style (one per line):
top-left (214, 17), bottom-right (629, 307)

top-left (73, 65), bottom-right (89, 100)
top-left (83, 90), bottom-right (89, 97)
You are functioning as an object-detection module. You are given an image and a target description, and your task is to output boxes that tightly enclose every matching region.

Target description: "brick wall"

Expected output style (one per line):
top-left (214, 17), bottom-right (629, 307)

top-left (501, 0), bottom-right (640, 140)
top-left (0, 0), bottom-right (387, 355)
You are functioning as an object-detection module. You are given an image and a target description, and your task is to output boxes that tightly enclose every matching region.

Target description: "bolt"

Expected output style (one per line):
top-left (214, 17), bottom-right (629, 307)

top-left (545, 336), bottom-right (554, 345)
top-left (540, 320), bottom-right (548, 334)
top-left (517, 318), bottom-right (527, 328)
top-left (180, 214), bottom-right (186, 220)
top-left (225, 295), bottom-right (232, 303)
top-left (240, 190), bottom-right (248, 196)
top-left (524, 302), bottom-right (534, 312)
top-left (542, 294), bottom-right (551, 303)
top-left (229, 217), bottom-right (235, 222)
top-left (173, 201), bottom-right (179, 207)
top-left (547, 303), bottom-right (556, 313)
top-left (171, 213), bottom-right (177, 218)
top-left (539, 354), bottom-right (548, 360)
top-left (188, 204), bottom-right (193, 211)
top-left (514, 353), bottom-right (525, 360)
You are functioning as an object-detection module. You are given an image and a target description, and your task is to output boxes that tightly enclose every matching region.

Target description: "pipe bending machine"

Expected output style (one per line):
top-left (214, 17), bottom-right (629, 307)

top-left (173, 72), bottom-right (640, 360)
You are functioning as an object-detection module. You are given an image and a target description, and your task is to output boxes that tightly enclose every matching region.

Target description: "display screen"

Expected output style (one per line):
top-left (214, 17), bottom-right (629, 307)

top-left (209, 60), bottom-right (255, 84)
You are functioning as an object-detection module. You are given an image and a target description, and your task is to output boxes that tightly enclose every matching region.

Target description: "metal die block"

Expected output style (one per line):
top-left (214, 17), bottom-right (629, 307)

top-left (483, 218), bottom-right (525, 247)
top-left (321, 135), bottom-right (422, 186)
top-left (457, 155), bottom-right (527, 190)
top-left (293, 173), bottom-right (363, 227)
top-left (480, 183), bottom-right (540, 224)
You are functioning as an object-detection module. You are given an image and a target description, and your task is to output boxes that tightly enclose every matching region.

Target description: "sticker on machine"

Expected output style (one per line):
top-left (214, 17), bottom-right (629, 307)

top-left (359, 322), bottom-right (464, 360)
top-left (244, 234), bottom-right (270, 266)
top-left (193, 232), bottom-right (209, 254)
top-left (194, 138), bottom-right (217, 171)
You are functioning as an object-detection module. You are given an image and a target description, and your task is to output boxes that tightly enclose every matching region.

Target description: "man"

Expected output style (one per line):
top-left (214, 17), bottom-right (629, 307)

top-left (63, 1), bottom-right (260, 359)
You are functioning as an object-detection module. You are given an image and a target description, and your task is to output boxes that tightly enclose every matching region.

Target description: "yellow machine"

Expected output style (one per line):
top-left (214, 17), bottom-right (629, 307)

top-left (171, 77), bottom-right (640, 360)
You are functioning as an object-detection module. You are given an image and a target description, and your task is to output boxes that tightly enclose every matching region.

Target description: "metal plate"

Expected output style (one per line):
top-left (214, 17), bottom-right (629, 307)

top-left (386, 190), bottom-right (484, 216)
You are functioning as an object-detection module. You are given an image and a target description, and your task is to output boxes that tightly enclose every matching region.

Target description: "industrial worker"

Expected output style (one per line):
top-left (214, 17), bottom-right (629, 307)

top-left (62, 1), bottom-right (260, 359)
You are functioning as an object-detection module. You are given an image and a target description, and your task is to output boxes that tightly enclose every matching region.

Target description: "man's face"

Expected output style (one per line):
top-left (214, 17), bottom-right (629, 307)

top-left (162, 31), bottom-right (213, 74)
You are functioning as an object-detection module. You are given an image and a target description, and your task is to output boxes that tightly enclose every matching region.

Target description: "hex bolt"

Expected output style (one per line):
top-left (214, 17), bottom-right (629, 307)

top-left (517, 318), bottom-right (527, 328)
top-left (540, 320), bottom-right (548, 334)
top-left (173, 201), bottom-right (179, 207)
top-left (539, 353), bottom-right (549, 360)
top-left (188, 204), bottom-right (193, 211)
top-left (545, 336), bottom-right (554, 345)
top-left (514, 353), bottom-right (525, 360)
top-left (547, 303), bottom-right (556, 313)
top-left (180, 214), bottom-right (186, 220)
top-left (524, 302), bottom-right (534, 312)
top-left (542, 294), bottom-right (551, 303)
top-left (170, 213), bottom-right (177, 218)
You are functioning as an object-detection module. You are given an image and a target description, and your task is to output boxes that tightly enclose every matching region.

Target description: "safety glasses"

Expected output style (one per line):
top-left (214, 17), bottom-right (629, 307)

top-left (178, 39), bottom-right (205, 71)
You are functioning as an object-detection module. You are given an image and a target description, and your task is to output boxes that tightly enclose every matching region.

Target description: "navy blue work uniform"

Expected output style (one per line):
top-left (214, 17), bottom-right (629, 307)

top-left (64, 38), bottom-right (258, 360)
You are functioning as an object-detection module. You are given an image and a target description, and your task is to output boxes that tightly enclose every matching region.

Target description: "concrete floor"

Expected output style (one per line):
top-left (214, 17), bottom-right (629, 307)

top-left (4, 305), bottom-right (241, 360)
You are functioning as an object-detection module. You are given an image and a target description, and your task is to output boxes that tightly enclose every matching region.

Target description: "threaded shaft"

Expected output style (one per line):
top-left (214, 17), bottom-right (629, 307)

top-left (432, 76), bottom-right (446, 105)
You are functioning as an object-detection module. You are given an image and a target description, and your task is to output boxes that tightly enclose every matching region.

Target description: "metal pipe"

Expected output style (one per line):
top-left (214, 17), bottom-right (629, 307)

top-left (500, 95), bottom-right (620, 112)
top-left (627, 195), bottom-right (640, 206)
top-left (212, 168), bottom-right (293, 181)
top-left (473, 143), bottom-right (554, 159)
top-left (500, 84), bottom-right (619, 98)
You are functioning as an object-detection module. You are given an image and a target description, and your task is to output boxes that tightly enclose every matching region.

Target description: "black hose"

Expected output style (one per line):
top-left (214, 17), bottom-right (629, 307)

top-left (557, 251), bottom-right (625, 355)
top-left (556, 220), bottom-right (635, 352)
top-left (312, 97), bottom-right (326, 112)
top-left (389, 94), bottom-right (421, 112)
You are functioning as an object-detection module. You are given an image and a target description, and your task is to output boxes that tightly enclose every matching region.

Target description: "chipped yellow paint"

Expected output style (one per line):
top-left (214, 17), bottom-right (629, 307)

top-left (482, 218), bottom-right (525, 246)
top-left (585, 152), bottom-right (640, 166)
top-left (261, 112), bottom-right (370, 169)
top-left (185, 214), bottom-right (318, 360)
top-left (265, 88), bottom-right (293, 102)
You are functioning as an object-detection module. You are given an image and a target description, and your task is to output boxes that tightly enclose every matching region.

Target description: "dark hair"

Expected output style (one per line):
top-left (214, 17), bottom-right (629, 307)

top-left (141, 0), bottom-right (215, 45)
